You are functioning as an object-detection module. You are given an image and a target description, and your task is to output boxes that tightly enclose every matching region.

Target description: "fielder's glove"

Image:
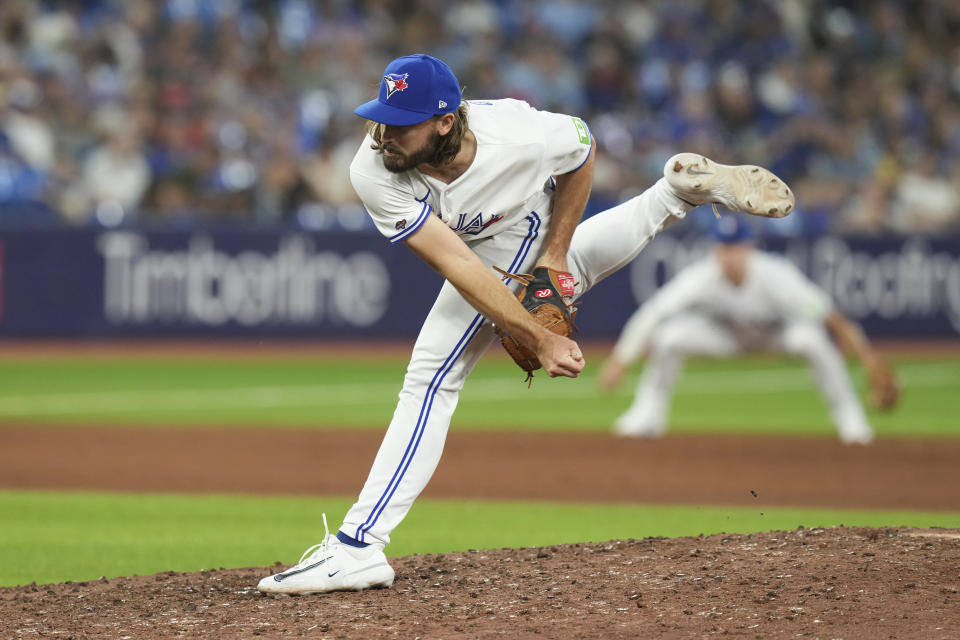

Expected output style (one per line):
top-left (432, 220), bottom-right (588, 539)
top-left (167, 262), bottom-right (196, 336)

top-left (867, 360), bottom-right (900, 411)
top-left (492, 265), bottom-right (578, 383)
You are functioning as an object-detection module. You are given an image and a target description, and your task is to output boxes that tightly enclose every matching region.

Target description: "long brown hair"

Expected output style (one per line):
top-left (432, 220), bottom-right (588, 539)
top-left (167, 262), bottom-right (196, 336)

top-left (367, 103), bottom-right (470, 167)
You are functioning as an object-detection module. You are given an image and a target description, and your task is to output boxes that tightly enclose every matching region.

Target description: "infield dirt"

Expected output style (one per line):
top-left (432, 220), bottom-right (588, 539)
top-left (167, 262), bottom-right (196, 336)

top-left (2, 427), bottom-right (960, 637)
top-left (2, 427), bottom-right (960, 510)
top-left (2, 526), bottom-right (958, 639)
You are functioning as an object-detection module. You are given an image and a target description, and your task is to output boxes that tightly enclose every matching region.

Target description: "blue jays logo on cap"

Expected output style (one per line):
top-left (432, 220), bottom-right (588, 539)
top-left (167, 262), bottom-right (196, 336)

top-left (383, 73), bottom-right (409, 99)
top-left (354, 54), bottom-right (462, 126)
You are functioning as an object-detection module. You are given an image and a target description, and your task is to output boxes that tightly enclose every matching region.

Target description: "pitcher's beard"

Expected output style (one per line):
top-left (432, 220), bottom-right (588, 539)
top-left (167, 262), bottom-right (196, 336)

top-left (382, 132), bottom-right (443, 173)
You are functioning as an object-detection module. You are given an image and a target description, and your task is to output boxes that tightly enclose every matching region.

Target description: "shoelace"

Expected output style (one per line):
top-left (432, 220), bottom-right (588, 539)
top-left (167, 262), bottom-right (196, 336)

top-left (294, 513), bottom-right (335, 566)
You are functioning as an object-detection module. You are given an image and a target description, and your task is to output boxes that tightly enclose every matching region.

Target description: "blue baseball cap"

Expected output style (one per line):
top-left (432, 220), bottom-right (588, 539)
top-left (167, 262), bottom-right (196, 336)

top-left (711, 216), bottom-right (754, 244)
top-left (354, 54), bottom-right (461, 126)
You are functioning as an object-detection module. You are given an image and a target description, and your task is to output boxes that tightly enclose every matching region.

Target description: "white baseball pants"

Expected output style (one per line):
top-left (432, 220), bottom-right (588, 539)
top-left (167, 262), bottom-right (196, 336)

top-left (614, 313), bottom-right (873, 441)
top-left (341, 179), bottom-right (689, 545)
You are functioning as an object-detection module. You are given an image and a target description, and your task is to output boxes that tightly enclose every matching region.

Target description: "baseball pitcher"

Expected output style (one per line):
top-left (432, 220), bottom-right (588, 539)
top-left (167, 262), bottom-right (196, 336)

top-left (258, 54), bottom-right (795, 595)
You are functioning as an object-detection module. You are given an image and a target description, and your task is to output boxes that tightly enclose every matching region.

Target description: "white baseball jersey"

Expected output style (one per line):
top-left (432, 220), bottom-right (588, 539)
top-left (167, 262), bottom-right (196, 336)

top-left (613, 251), bottom-right (833, 363)
top-left (611, 249), bottom-right (873, 443)
top-left (350, 99), bottom-right (593, 244)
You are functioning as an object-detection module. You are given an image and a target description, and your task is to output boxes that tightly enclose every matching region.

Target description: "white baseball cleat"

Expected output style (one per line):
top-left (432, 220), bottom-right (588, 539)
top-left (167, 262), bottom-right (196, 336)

top-left (257, 514), bottom-right (395, 595)
top-left (835, 405), bottom-right (875, 445)
top-left (664, 153), bottom-right (795, 218)
top-left (839, 427), bottom-right (875, 445)
top-left (612, 415), bottom-right (666, 438)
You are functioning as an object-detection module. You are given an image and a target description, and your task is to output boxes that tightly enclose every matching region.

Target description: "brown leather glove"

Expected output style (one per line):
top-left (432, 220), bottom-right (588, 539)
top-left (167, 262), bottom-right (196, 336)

top-left (867, 360), bottom-right (900, 411)
top-left (493, 266), bottom-right (578, 382)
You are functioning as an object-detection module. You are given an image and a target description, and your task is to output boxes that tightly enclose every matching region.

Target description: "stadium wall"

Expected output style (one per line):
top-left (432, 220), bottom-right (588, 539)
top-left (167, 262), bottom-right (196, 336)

top-left (0, 229), bottom-right (957, 338)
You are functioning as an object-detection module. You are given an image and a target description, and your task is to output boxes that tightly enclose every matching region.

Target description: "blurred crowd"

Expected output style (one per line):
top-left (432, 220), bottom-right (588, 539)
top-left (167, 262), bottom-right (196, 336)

top-left (1, 0), bottom-right (959, 235)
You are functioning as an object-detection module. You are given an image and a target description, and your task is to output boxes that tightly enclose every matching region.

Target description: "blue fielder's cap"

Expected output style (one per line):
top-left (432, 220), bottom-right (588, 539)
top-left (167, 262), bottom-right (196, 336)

top-left (711, 216), bottom-right (754, 244)
top-left (354, 54), bottom-right (461, 126)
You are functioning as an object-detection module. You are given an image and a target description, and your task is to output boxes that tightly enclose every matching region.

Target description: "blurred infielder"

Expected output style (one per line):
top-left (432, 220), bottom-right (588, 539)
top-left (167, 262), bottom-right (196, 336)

top-left (598, 217), bottom-right (899, 444)
top-left (258, 54), bottom-right (795, 595)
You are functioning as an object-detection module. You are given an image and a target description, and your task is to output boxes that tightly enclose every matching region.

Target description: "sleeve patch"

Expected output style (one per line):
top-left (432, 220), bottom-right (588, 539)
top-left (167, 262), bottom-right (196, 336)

top-left (572, 117), bottom-right (590, 145)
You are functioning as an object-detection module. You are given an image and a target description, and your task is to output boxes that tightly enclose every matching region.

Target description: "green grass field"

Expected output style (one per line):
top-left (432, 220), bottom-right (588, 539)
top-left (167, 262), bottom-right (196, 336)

top-left (1, 349), bottom-right (958, 586)
top-left (0, 352), bottom-right (956, 436)
top-left (4, 491), bottom-right (960, 587)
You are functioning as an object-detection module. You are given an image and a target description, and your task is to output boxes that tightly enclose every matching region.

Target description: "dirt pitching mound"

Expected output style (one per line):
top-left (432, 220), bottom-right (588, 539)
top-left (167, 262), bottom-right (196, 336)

top-left (3, 526), bottom-right (958, 639)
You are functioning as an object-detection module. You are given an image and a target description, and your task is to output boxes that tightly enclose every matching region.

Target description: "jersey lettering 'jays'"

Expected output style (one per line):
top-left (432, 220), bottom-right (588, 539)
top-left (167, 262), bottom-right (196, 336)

top-left (452, 212), bottom-right (504, 235)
